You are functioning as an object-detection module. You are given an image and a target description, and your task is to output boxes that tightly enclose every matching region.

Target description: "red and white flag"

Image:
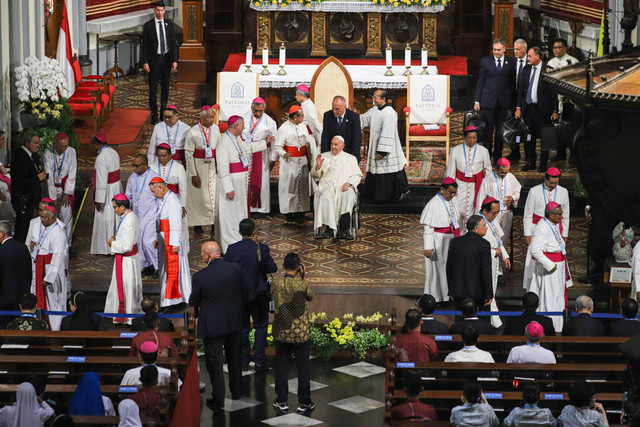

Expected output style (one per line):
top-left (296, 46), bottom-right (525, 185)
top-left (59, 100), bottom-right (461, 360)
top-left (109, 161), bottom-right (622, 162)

top-left (56, 0), bottom-right (75, 98)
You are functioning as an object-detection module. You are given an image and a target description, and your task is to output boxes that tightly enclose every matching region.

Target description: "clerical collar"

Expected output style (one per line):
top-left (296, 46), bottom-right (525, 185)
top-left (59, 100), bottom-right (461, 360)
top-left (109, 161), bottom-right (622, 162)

top-left (526, 342), bottom-right (540, 347)
top-left (377, 104), bottom-right (390, 111)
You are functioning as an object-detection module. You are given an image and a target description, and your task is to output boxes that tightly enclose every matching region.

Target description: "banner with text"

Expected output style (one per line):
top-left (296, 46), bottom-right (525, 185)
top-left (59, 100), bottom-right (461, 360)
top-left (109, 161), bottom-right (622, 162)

top-left (217, 72), bottom-right (260, 122)
top-left (408, 75), bottom-right (449, 125)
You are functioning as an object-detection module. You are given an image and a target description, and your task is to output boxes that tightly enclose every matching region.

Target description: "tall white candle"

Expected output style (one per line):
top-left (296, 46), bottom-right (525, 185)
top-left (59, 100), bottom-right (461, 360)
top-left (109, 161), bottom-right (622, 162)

top-left (386, 45), bottom-right (392, 68)
top-left (421, 45), bottom-right (428, 68)
top-left (279, 44), bottom-right (286, 67)
top-left (246, 44), bottom-right (252, 66)
top-left (404, 45), bottom-right (411, 68)
top-left (262, 44), bottom-right (269, 67)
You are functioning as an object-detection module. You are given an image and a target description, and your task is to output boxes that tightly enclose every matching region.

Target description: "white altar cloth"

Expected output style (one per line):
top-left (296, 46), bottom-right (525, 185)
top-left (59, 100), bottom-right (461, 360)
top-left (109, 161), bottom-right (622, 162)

top-left (87, 6), bottom-right (177, 34)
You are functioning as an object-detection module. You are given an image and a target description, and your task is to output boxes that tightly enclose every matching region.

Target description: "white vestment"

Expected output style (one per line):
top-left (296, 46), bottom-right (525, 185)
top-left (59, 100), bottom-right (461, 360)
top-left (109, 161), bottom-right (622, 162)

top-left (184, 123), bottom-right (220, 226)
top-left (151, 160), bottom-right (188, 208)
top-left (125, 168), bottom-right (160, 270)
top-left (632, 243), bottom-right (640, 301)
top-left (43, 146), bottom-right (77, 247)
top-left (476, 171), bottom-right (521, 246)
top-left (148, 119), bottom-right (189, 164)
top-left (215, 132), bottom-right (267, 252)
top-left (242, 111), bottom-right (277, 214)
top-left (526, 219), bottom-right (573, 331)
top-left (445, 143), bottom-right (492, 233)
top-left (30, 221), bottom-right (68, 330)
top-left (0, 168), bottom-right (14, 221)
top-left (481, 214), bottom-right (509, 328)
top-left (310, 150), bottom-right (362, 231)
top-left (420, 194), bottom-right (461, 302)
top-left (275, 120), bottom-right (312, 214)
top-left (156, 191), bottom-right (191, 307)
top-left (301, 99), bottom-right (322, 194)
top-left (360, 105), bottom-right (407, 174)
top-left (90, 146), bottom-right (122, 255)
top-left (105, 210), bottom-right (143, 325)
top-left (523, 183), bottom-right (570, 238)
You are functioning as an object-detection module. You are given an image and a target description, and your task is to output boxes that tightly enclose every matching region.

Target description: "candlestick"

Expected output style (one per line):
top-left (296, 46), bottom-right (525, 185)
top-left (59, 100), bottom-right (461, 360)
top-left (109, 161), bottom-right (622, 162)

top-left (278, 43), bottom-right (287, 75)
top-left (384, 44), bottom-right (394, 76)
top-left (261, 43), bottom-right (270, 75)
top-left (403, 44), bottom-right (412, 76)
top-left (245, 43), bottom-right (253, 72)
top-left (421, 44), bottom-right (429, 75)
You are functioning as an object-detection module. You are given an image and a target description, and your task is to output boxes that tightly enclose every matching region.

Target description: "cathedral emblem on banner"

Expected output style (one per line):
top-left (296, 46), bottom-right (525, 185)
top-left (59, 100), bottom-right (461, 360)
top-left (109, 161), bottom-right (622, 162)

top-left (421, 84), bottom-right (435, 102)
top-left (231, 82), bottom-right (244, 99)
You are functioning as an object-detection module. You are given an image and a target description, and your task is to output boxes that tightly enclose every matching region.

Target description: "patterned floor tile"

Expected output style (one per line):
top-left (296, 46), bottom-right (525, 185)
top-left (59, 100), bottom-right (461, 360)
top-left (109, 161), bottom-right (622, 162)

top-left (328, 396), bottom-right (385, 414)
top-left (223, 397), bottom-right (262, 412)
top-left (261, 413), bottom-right (323, 426)
top-left (269, 379), bottom-right (328, 394)
top-left (332, 362), bottom-right (386, 378)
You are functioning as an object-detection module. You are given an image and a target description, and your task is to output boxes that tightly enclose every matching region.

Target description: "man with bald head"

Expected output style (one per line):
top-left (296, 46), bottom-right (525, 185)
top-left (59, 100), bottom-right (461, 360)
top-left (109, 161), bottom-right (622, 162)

top-left (190, 240), bottom-right (250, 410)
top-left (321, 95), bottom-right (362, 162)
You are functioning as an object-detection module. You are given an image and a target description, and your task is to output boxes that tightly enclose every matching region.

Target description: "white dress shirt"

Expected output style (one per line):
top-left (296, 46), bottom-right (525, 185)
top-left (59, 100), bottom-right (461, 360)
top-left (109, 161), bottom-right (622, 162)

top-left (155, 19), bottom-right (168, 55)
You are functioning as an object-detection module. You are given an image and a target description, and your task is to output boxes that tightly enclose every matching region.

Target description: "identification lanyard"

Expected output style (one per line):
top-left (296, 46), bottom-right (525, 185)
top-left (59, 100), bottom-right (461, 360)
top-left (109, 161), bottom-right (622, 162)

top-left (158, 160), bottom-right (173, 181)
top-left (135, 171), bottom-right (150, 203)
top-left (116, 209), bottom-right (132, 236)
top-left (53, 148), bottom-right (66, 183)
top-left (98, 146), bottom-right (107, 155)
top-left (494, 172), bottom-right (507, 199)
top-left (481, 213), bottom-right (501, 244)
top-left (525, 343), bottom-right (540, 347)
top-left (225, 131), bottom-right (248, 167)
top-left (33, 222), bottom-right (58, 260)
top-left (250, 115), bottom-right (262, 134)
top-left (462, 144), bottom-right (477, 177)
top-left (198, 123), bottom-right (211, 148)
top-left (157, 191), bottom-right (173, 219)
top-left (543, 217), bottom-right (565, 254)
top-left (165, 122), bottom-right (180, 145)
top-left (437, 193), bottom-right (459, 228)
top-left (542, 185), bottom-right (557, 205)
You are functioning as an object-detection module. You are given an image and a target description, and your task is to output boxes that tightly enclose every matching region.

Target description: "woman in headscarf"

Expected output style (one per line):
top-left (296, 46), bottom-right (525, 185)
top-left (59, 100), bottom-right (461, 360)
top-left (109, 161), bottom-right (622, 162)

top-left (118, 399), bottom-right (143, 427)
top-left (68, 372), bottom-right (116, 416)
top-left (60, 292), bottom-right (106, 331)
top-left (0, 382), bottom-right (54, 426)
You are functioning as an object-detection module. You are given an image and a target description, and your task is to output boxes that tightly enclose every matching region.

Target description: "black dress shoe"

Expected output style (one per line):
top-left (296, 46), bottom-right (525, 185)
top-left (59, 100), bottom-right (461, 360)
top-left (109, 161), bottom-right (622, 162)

top-left (254, 363), bottom-right (270, 373)
top-left (521, 162), bottom-right (536, 171)
top-left (398, 190), bottom-right (410, 201)
top-left (537, 164), bottom-right (548, 173)
top-left (316, 228), bottom-right (333, 239)
top-left (141, 266), bottom-right (153, 277)
top-left (206, 398), bottom-right (223, 409)
top-left (193, 225), bottom-right (204, 235)
top-left (506, 153), bottom-right (521, 162)
top-left (337, 231), bottom-right (354, 240)
top-left (251, 212), bottom-right (265, 219)
top-left (152, 269), bottom-right (159, 279)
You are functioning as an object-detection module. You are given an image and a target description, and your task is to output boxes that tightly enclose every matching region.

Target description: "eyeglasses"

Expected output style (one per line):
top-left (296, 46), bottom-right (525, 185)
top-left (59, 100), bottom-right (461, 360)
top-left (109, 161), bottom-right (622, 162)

top-left (131, 163), bottom-right (144, 167)
top-left (164, 114), bottom-right (175, 119)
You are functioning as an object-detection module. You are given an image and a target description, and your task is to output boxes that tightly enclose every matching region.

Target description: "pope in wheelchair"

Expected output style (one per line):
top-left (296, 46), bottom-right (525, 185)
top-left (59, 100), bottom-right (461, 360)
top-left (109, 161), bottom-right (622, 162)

top-left (312, 136), bottom-right (362, 240)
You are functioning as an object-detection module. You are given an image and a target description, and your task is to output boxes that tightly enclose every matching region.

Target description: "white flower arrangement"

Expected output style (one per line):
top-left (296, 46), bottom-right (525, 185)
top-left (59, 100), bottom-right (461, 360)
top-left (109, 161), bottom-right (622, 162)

top-left (15, 56), bottom-right (67, 105)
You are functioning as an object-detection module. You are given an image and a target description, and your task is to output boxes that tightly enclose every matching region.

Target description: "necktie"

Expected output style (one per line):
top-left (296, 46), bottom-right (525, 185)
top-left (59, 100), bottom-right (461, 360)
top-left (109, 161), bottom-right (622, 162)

top-left (526, 66), bottom-right (537, 105)
top-left (517, 60), bottom-right (523, 80)
top-left (496, 58), bottom-right (502, 71)
top-left (158, 21), bottom-right (166, 55)
top-left (337, 117), bottom-right (343, 126)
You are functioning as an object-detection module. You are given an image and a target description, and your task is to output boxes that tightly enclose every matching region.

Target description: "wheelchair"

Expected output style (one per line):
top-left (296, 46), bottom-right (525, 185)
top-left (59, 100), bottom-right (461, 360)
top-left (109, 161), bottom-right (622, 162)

top-left (312, 187), bottom-right (361, 241)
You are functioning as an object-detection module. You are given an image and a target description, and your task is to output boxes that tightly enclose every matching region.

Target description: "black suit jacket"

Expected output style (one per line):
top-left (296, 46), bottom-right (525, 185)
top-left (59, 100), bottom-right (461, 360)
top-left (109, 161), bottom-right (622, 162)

top-left (516, 62), bottom-right (559, 116)
top-left (609, 319), bottom-right (640, 337)
top-left (224, 238), bottom-right (277, 301)
top-left (450, 318), bottom-right (496, 335)
top-left (321, 109), bottom-right (362, 163)
top-left (141, 18), bottom-right (178, 67)
top-left (420, 317), bottom-right (449, 335)
top-left (503, 311), bottom-right (556, 337)
top-left (475, 55), bottom-right (516, 110)
top-left (0, 238), bottom-right (32, 307)
top-left (562, 313), bottom-right (605, 337)
top-left (10, 148), bottom-right (42, 211)
top-left (131, 316), bottom-right (175, 333)
top-left (189, 258), bottom-right (250, 339)
top-left (446, 232), bottom-right (493, 301)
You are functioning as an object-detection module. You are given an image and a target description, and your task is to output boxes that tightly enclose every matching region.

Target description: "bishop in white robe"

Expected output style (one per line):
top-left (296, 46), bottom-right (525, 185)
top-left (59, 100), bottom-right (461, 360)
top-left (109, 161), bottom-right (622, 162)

top-left (475, 157), bottom-right (521, 246)
top-left (446, 126), bottom-right (492, 233)
top-left (90, 135), bottom-right (122, 255)
top-left (310, 136), bottom-right (362, 239)
top-left (360, 90), bottom-right (408, 203)
top-left (241, 98), bottom-right (277, 215)
top-left (526, 202), bottom-right (572, 331)
top-left (184, 106), bottom-right (219, 230)
top-left (420, 178), bottom-right (461, 302)
top-left (125, 155), bottom-right (160, 274)
top-left (149, 178), bottom-right (191, 308)
top-left (296, 85), bottom-right (322, 194)
top-left (30, 206), bottom-right (68, 331)
top-left (151, 144), bottom-right (188, 209)
top-left (105, 194), bottom-right (142, 325)
top-left (215, 116), bottom-right (268, 252)
top-left (275, 106), bottom-right (312, 222)
top-left (631, 242), bottom-right (640, 301)
top-left (43, 133), bottom-right (77, 248)
top-left (147, 105), bottom-right (189, 165)
top-left (523, 167), bottom-right (570, 242)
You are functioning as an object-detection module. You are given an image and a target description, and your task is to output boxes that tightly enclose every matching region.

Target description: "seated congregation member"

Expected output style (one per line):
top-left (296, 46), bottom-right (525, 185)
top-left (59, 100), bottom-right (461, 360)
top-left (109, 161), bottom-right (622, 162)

top-left (311, 136), bottom-right (362, 240)
top-left (450, 382), bottom-right (500, 427)
top-left (557, 381), bottom-right (608, 427)
top-left (121, 341), bottom-right (182, 388)
top-left (504, 291), bottom-right (556, 337)
top-left (449, 299), bottom-right (496, 335)
top-left (562, 295), bottom-right (605, 337)
top-left (68, 372), bottom-right (116, 416)
top-left (129, 365), bottom-right (161, 416)
top-left (418, 294), bottom-right (449, 335)
top-left (6, 293), bottom-right (49, 330)
top-left (60, 292), bottom-right (105, 331)
top-left (506, 321), bottom-right (556, 364)
top-left (609, 298), bottom-right (640, 337)
top-left (131, 296), bottom-right (175, 332)
top-left (504, 382), bottom-right (557, 426)
top-left (390, 373), bottom-right (437, 421)
top-left (129, 312), bottom-right (178, 358)
top-left (118, 399), bottom-right (143, 427)
top-left (0, 382), bottom-right (54, 426)
top-left (396, 309), bottom-right (439, 362)
top-left (445, 326), bottom-right (494, 363)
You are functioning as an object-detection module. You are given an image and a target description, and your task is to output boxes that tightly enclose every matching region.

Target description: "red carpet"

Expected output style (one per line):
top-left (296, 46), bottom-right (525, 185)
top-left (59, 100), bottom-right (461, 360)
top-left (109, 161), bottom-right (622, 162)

top-left (76, 108), bottom-right (150, 145)
top-left (224, 52), bottom-right (468, 76)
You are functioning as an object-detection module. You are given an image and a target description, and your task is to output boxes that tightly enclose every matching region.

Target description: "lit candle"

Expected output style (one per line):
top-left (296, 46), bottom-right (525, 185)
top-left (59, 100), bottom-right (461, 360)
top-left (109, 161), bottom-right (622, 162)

top-left (404, 44), bottom-right (411, 68)
top-left (246, 43), bottom-right (253, 67)
top-left (386, 44), bottom-right (392, 68)
top-left (279, 43), bottom-right (286, 67)
top-left (421, 45), bottom-right (428, 68)
top-left (262, 44), bottom-right (269, 67)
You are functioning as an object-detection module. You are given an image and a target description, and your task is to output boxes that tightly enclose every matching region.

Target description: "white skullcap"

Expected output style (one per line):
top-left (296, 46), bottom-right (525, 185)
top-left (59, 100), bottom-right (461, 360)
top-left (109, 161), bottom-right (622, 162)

top-left (332, 135), bottom-right (345, 144)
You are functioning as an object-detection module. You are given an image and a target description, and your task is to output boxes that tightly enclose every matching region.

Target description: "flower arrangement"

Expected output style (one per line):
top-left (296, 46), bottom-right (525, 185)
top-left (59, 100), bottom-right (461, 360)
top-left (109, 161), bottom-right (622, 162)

top-left (45, 0), bottom-right (54, 17)
top-left (250, 0), bottom-right (447, 7)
